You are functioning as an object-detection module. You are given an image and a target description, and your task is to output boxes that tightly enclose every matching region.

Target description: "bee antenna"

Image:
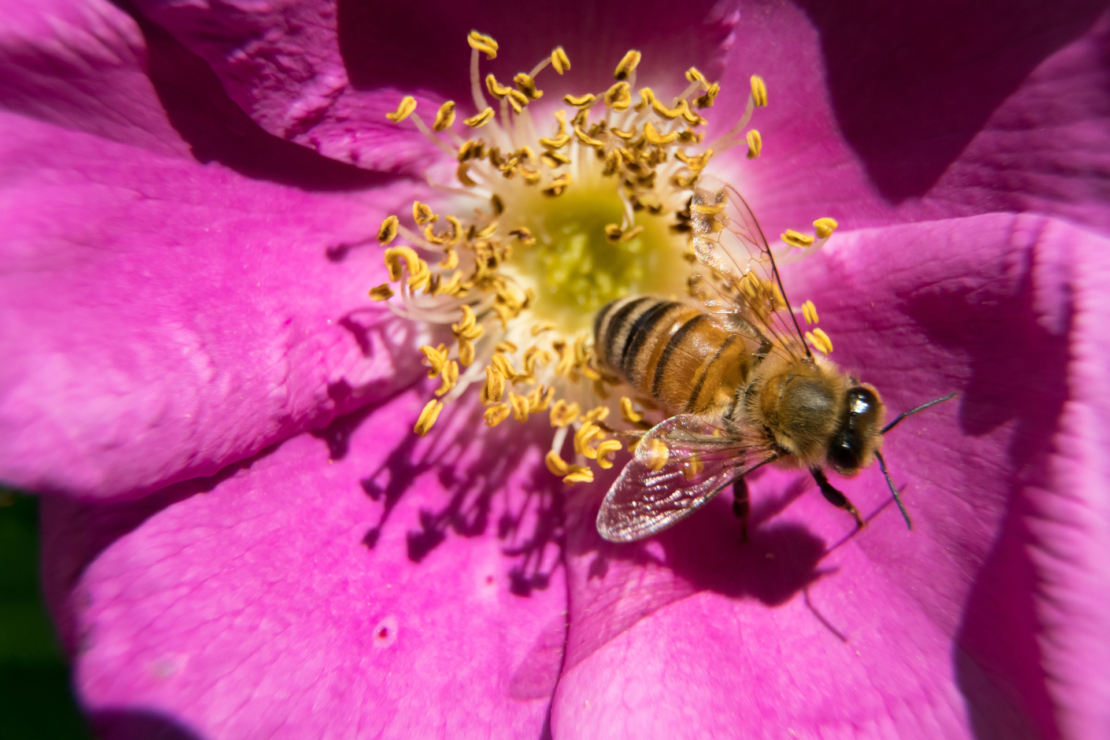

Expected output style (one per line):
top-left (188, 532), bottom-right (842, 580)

top-left (881, 392), bottom-right (957, 435)
top-left (875, 451), bottom-right (912, 530)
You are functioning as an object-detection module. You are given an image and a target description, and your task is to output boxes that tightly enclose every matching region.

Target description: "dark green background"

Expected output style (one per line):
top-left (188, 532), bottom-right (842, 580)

top-left (1, 492), bottom-right (94, 739)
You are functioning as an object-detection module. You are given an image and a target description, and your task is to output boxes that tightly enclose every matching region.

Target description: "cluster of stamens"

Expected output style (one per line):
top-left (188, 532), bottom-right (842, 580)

top-left (371, 30), bottom-right (835, 485)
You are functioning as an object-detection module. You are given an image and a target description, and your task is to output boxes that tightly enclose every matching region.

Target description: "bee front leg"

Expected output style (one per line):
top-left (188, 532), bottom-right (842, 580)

top-left (811, 468), bottom-right (865, 529)
top-left (732, 477), bottom-right (751, 544)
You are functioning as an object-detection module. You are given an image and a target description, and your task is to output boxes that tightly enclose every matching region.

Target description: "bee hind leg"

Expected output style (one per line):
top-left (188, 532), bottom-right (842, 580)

top-left (732, 477), bottom-right (751, 543)
top-left (811, 468), bottom-right (865, 529)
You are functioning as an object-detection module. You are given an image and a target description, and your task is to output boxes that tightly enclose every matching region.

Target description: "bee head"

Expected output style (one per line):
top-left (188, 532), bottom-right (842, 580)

top-left (826, 384), bottom-right (885, 475)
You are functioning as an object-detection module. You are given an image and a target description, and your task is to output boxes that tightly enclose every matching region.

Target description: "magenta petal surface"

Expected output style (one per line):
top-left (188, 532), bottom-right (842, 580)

top-left (43, 389), bottom-right (567, 739)
top-left (712, 2), bottom-right (1110, 238)
top-left (0, 0), bottom-right (192, 158)
top-left (0, 112), bottom-right (423, 500)
top-left (131, 0), bottom-right (740, 173)
top-left (551, 214), bottom-right (1110, 738)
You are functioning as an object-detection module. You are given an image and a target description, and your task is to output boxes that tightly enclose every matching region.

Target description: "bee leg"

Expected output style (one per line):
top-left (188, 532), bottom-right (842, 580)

top-left (732, 477), bottom-right (751, 543)
top-left (811, 468), bottom-right (865, 529)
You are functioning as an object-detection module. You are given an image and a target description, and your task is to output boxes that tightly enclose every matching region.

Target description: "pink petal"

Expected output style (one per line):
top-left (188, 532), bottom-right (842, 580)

top-left (0, 0), bottom-right (191, 158)
top-left (0, 111), bottom-right (423, 500)
top-left (552, 213), bottom-right (1110, 737)
top-left (43, 389), bottom-right (567, 739)
top-left (130, 0), bottom-right (740, 172)
top-left (713, 2), bottom-right (1110, 238)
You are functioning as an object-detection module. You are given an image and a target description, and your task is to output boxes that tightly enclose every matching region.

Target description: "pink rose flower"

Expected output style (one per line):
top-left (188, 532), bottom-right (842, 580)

top-left (2, 0), bottom-right (1108, 737)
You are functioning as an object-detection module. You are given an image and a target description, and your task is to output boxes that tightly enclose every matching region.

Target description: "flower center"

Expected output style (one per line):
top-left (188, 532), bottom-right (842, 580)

top-left (371, 31), bottom-right (798, 484)
top-left (498, 168), bottom-right (687, 333)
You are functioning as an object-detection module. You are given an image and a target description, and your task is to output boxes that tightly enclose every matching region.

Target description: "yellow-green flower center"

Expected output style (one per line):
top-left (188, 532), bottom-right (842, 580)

top-left (501, 181), bottom-right (687, 332)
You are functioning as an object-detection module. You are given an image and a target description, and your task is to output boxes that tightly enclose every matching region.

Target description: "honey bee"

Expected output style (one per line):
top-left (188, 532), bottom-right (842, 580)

top-left (594, 177), bottom-right (954, 542)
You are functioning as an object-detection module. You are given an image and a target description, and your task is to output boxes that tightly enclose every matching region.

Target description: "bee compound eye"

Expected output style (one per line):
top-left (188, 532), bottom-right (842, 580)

top-left (827, 429), bottom-right (862, 473)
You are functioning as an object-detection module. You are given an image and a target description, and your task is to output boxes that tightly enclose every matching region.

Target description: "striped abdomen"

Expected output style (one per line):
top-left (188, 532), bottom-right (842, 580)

top-left (593, 296), bottom-right (757, 416)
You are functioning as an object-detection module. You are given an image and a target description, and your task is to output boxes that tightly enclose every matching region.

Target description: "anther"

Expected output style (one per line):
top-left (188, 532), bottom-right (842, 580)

top-left (645, 438), bottom-right (669, 471)
top-left (545, 450), bottom-right (570, 476)
top-left (781, 229), bottom-right (815, 249)
top-left (464, 108), bottom-right (495, 127)
top-left (413, 201), bottom-right (437, 226)
top-left (435, 360), bottom-right (459, 396)
top-left (551, 46), bottom-right (571, 74)
top-left (604, 82), bottom-right (632, 110)
top-left (814, 218), bottom-right (839, 239)
top-left (484, 403), bottom-right (511, 427)
top-left (550, 399), bottom-right (580, 427)
top-left (596, 439), bottom-right (624, 469)
top-left (620, 397), bottom-right (644, 424)
top-left (806, 328), bottom-right (833, 355)
top-left (801, 300), bottom-right (819, 325)
top-left (377, 215), bottom-right (399, 245)
top-left (513, 73), bottom-right (543, 100)
top-left (433, 101), bottom-right (456, 131)
top-left (509, 393), bottom-right (531, 422)
top-left (694, 82), bottom-right (719, 109)
top-left (563, 93), bottom-right (596, 107)
top-left (563, 466), bottom-right (594, 485)
top-left (746, 129), bottom-right (762, 159)
top-left (414, 399), bottom-right (444, 438)
top-left (644, 121), bottom-right (678, 146)
top-left (467, 31), bottom-right (499, 60)
top-left (483, 365), bottom-right (506, 404)
top-left (750, 75), bottom-right (768, 107)
top-left (369, 284), bottom-right (394, 301)
top-left (386, 96), bottom-right (417, 122)
top-left (614, 50), bottom-right (642, 81)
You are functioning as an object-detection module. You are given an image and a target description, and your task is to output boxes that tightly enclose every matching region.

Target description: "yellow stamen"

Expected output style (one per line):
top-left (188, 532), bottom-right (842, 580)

top-left (467, 31), bottom-right (498, 60)
top-left (464, 108), bottom-right (495, 127)
top-left (507, 392), bottom-right (530, 422)
top-left (563, 466), bottom-right (594, 485)
top-left (435, 360), bottom-right (459, 397)
top-left (574, 421), bottom-right (604, 458)
top-left (485, 73), bottom-right (511, 99)
top-left (414, 399), bottom-right (444, 438)
top-left (644, 120), bottom-right (677, 146)
top-left (413, 201), bottom-right (437, 226)
top-left (750, 75), bottom-right (768, 107)
top-left (386, 96), bottom-right (416, 122)
top-left (369, 284), bottom-right (393, 301)
top-left (551, 46), bottom-right (571, 74)
top-left (806, 328), bottom-right (834, 355)
top-left (619, 397), bottom-right (643, 424)
top-left (604, 82), bottom-right (632, 110)
top-left (682, 453), bottom-right (704, 480)
top-left (377, 215), bottom-right (399, 245)
top-left (746, 129), bottom-right (762, 159)
top-left (452, 305), bottom-right (484, 342)
top-left (484, 403), bottom-right (511, 427)
top-left (483, 365), bottom-right (505, 404)
top-left (433, 101), bottom-right (456, 131)
top-left (458, 338), bottom-right (476, 367)
top-left (802, 300), bottom-right (820, 325)
top-left (550, 399), bottom-right (580, 427)
top-left (384, 246), bottom-right (424, 282)
top-left (563, 93), bottom-right (596, 107)
top-left (596, 439), bottom-right (624, 469)
top-left (545, 450), bottom-right (570, 476)
top-left (645, 438), bottom-right (669, 471)
top-left (694, 83), bottom-right (720, 109)
top-left (614, 50), bottom-right (642, 81)
top-left (814, 218), bottom-right (839, 239)
top-left (513, 73), bottom-right (543, 100)
top-left (419, 344), bottom-right (449, 378)
top-left (781, 229), bottom-right (815, 249)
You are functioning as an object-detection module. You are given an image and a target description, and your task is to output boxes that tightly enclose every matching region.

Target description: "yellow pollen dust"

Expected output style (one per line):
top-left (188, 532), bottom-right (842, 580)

top-left (373, 30), bottom-right (774, 483)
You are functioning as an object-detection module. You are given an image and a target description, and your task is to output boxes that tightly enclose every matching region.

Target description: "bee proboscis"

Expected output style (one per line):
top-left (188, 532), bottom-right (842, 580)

top-left (593, 177), bottom-right (954, 542)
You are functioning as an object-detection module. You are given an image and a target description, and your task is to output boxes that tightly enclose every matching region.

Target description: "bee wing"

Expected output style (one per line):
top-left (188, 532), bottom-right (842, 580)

top-left (596, 414), bottom-right (778, 542)
top-left (690, 176), bottom-right (809, 360)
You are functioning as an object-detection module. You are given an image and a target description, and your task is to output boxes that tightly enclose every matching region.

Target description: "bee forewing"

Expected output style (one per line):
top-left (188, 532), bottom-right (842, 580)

top-left (596, 414), bottom-right (775, 542)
